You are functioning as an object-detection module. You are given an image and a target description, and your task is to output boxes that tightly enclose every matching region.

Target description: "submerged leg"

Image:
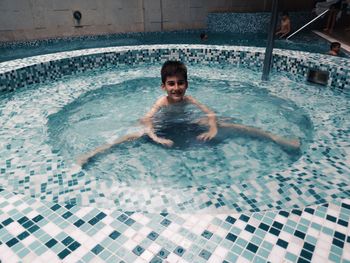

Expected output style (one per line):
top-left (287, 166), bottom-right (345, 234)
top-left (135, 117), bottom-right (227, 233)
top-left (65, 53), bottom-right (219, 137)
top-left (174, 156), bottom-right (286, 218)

top-left (219, 122), bottom-right (300, 150)
top-left (76, 131), bottom-right (145, 166)
top-left (195, 117), bottom-right (300, 150)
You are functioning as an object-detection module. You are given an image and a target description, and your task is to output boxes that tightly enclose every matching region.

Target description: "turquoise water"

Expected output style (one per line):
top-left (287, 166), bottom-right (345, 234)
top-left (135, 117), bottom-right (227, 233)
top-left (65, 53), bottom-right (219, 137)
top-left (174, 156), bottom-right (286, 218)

top-left (0, 31), bottom-right (339, 62)
top-left (1, 61), bottom-right (349, 205)
top-left (45, 64), bottom-right (313, 187)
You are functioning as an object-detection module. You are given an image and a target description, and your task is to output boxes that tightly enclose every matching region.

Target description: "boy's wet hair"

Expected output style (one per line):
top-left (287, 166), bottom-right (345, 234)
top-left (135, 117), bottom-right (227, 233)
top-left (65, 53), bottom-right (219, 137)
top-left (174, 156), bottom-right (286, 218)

top-left (282, 11), bottom-right (289, 17)
top-left (330, 41), bottom-right (341, 49)
top-left (161, 60), bottom-right (187, 84)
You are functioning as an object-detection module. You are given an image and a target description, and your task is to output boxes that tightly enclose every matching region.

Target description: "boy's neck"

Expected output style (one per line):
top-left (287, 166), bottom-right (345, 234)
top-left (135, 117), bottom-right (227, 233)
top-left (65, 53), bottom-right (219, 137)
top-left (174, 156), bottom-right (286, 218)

top-left (166, 95), bottom-right (186, 104)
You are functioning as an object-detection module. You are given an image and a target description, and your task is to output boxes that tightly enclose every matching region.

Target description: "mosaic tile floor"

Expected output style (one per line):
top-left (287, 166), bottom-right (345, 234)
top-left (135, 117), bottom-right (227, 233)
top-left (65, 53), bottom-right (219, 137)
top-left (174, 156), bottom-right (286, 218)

top-left (0, 188), bottom-right (350, 262)
top-left (0, 45), bottom-right (349, 262)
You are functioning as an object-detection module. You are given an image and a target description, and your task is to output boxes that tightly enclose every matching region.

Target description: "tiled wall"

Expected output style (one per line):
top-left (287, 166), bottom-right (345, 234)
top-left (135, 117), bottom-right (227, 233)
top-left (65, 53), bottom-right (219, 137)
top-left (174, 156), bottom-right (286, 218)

top-left (0, 0), bottom-right (314, 42)
top-left (0, 45), bottom-right (349, 94)
top-left (207, 12), bottom-right (315, 34)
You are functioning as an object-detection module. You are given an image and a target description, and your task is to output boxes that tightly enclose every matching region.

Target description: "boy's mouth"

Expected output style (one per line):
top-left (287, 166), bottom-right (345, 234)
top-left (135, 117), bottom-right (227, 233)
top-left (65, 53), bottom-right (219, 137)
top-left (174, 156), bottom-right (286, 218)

top-left (171, 90), bottom-right (183, 96)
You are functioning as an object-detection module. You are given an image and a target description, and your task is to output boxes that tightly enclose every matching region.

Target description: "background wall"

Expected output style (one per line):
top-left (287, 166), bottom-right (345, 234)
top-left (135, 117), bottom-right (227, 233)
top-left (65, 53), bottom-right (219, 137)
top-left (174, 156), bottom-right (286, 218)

top-left (0, 0), bottom-right (314, 42)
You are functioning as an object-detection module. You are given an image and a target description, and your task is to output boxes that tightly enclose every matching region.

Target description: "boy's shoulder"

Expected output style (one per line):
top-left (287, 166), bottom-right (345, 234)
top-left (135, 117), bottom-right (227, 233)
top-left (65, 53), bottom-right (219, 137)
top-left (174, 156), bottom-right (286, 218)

top-left (154, 96), bottom-right (169, 107)
top-left (184, 95), bottom-right (198, 103)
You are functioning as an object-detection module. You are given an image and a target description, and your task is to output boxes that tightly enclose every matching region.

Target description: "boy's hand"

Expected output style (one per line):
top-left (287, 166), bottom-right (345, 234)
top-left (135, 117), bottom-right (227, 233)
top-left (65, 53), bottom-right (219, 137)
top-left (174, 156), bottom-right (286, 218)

top-left (197, 129), bottom-right (217, 141)
top-left (154, 137), bottom-right (174, 147)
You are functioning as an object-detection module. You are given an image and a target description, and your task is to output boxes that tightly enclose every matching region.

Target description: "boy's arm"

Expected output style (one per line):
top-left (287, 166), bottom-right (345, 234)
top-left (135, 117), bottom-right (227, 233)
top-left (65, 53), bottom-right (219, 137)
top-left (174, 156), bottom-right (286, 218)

top-left (187, 96), bottom-right (218, 141)
top-left (140, 97), bottom-right (174, 147)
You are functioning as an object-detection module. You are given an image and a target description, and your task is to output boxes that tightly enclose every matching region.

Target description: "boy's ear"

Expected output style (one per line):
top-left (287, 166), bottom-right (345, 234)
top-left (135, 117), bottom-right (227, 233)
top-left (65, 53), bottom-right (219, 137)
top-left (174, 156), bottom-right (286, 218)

top-left (161, 83), bottom-right (165, 90)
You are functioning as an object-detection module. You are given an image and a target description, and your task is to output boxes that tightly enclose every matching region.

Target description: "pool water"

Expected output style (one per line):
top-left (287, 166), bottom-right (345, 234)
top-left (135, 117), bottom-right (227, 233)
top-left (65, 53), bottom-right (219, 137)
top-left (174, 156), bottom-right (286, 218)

top-left (2, 65), bottom-right (312, 190)
top-left (0, 31), bottom-right (341, 62)
top-left (47, 67), bottom-right (312, 187)
top-left (0, 60), bottom-right (349, 210)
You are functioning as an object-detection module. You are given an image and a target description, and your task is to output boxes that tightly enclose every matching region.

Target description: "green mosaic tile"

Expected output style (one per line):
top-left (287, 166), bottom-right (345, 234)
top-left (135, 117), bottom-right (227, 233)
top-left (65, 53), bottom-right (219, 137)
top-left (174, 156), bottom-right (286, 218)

top-left (242, 250), bottom-right (255, 261)
top-left (297, 224), bottom-right (308, 233)
top-left (100, 238), bottom-right (113, 248)
top-left (253, 255), bottom-right (267, 263)
top-left (122, 251), bottom-right (138, 262)
top-left (51, 242), bottom-right (65, 254)
top-left (286, 219), bottom-right (297, 228)
top-left (220, 239), bottom-right (234, 250)
top-left (329, 252), bottom-right (341, 262)
top-left (232, 244), bottom-right (243, 255)
top-left (261, 241), bottom-right (273, 250)
top-left (100, 249), bottom-right (113, 261)
top-left (17, 247), bottom-right (30, 258)
top-left (189, 244), bottom-right (202, 255)
top-left (82, 252), bottom-right (96, 262)
top-left (183, 252), bottom-right (196, 262)
top-left (285, 252), bottom-right (298, 262)
top-left (305, 235), bottom-right (317, 245)
top-left (12, 242), bottom-right (25, 253)
top-left (225, 251), bottom-right (239, 262)
top-left (34, 244), bottom-right (48, 256)
top-left (236, 238), bottom-right (248, 248)
top-left (300, 218), bottom-right (310, 226)
top-left (257, 247), bottom-right (270, 259)
top-left (251, 236), bottom-right (263, 246)
top-left (28, 240), bottom-right (42, 251)
top-left (331, 245), bottom-right (343, 256)
top-left (232, 225), bottom-right (242, 234)
top-left (322, 226), bottom-right (334, 235)
top-left (211, 234), bottom-right (223, 244)
top-left (115, 246), bottom-right (128, 258)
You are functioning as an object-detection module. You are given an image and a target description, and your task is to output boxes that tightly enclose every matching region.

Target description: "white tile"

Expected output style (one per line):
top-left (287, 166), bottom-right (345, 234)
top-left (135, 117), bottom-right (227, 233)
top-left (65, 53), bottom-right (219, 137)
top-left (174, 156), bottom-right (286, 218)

top-left (138, 226), bottom-right (152, 237)
top-left (132, 233), bottom-right (144, 243)
top-left (134, 257), bottom-right (147, 263)
top-left (124, 227), bottom-right (137, 238)
top-left (166, 253), bottom-right (181, 262)
top-left (41, 222), bottom-right (61, 237)
top-left (178, 238), bottom-right (192, 250)
top-left (236, 255), bottom-right (251, 263)
top-left (22, 235), bottom-right (37, 247)
top-left (123, 239), bottom-right (138, 251)
top-left (147, 242), bottom-right (161, 254)
top-left (214, 227), bottom-right (227, 238)
top-left (212, 246), bottom-right (228, 258)
top-left (140, 249), bottom-right (154, 261)
top-left (6, 221), bottom-right (25, 236)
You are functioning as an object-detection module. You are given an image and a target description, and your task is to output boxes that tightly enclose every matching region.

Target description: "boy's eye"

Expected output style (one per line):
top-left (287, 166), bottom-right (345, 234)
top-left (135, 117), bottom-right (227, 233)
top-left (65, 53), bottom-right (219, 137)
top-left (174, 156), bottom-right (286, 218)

top-left (166, 80), bottom-right (186, 86)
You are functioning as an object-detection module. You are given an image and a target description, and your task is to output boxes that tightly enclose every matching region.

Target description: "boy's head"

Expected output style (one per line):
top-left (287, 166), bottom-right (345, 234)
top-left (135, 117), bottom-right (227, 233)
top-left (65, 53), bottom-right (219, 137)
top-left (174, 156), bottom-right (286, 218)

top-left (330, 42), bottom-right (341, 52)
top-left (200, 32), bottom-right (208, 41)
top-left (281, 11), bottom-right (289, 19)
top-left (161, 60), bottom-right (188, 84)
top-left (161, 60), bottom-right (188, 103)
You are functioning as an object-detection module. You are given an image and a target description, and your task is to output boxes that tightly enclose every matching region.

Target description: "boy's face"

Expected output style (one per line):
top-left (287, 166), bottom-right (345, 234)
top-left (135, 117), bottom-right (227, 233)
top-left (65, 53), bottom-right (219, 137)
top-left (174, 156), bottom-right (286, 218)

top-left (332, 46), bottom-right (340, 54)
top-left (162, 75), bottom-right (188, 103)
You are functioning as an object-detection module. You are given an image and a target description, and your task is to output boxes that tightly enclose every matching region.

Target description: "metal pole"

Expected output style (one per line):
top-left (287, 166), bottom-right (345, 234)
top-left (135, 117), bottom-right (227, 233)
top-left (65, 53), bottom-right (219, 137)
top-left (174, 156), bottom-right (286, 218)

top-left (262, 0), bottom-right (279, 81)
top-left (287, 9), bottom-right (329, 40)
top-left (160, 0), bottom-right (163, 31)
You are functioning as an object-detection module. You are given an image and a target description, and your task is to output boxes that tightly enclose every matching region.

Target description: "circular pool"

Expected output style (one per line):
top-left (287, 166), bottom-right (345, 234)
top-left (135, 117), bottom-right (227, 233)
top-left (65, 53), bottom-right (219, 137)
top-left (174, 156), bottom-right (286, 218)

top-left (0, 45), bottom-right (349, 213)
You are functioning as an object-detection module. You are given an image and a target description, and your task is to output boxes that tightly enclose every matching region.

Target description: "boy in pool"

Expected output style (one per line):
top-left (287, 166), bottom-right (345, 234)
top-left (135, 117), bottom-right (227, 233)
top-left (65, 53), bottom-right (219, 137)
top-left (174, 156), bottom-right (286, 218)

top-left (327, 42), bottom-right (341, 56)
top-left (77, 60), bottom-right (300, 166)
top-left (275, 11), bottom-right (291, 39)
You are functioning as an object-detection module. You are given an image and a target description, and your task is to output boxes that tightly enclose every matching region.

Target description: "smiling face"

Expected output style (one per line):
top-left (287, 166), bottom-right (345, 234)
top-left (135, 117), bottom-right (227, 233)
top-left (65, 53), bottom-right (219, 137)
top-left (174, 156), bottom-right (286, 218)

top-left (162, 76), bottom-right (188, 103)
